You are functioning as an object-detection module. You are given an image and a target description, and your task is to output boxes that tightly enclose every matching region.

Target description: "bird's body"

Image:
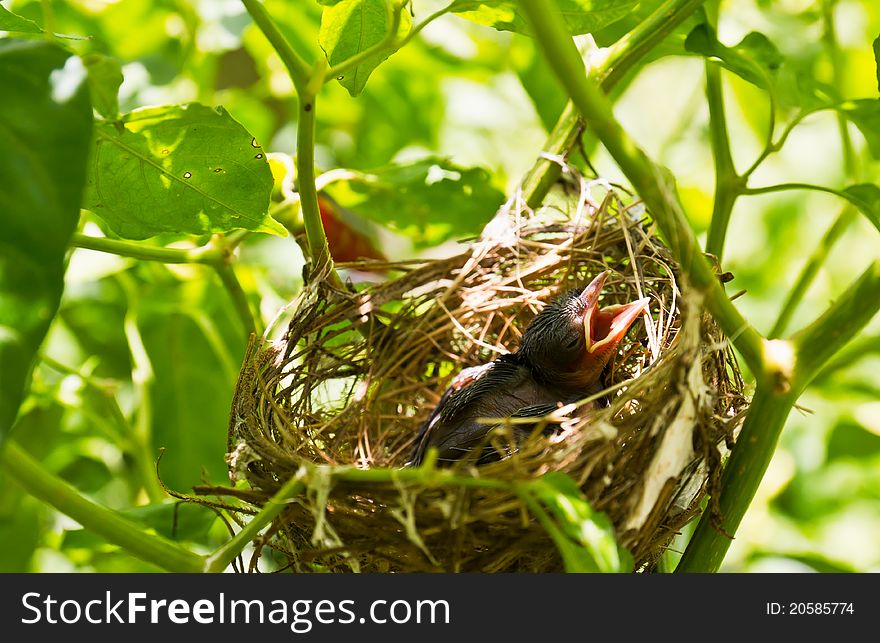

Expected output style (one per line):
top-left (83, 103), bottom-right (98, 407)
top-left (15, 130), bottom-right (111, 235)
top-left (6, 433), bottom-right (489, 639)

top-left (409, 271), bottom-right (649, 466)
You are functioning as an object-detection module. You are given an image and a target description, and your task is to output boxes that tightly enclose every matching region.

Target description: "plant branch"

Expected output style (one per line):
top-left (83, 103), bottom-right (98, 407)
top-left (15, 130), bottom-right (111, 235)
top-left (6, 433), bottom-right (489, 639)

top-left (296, 93), bottom-right (345, 290)
top-left (214, 262), bottom-right (258, 337)
top-left (325, 1), bottom-right (405, 82)
top-left (72, 233), bottom-right (222, 265)
top-left (521, 0), bottom-right (708, 209)
top-left (791, 260), bottom-right (880, 389)
top-left (770, 205), bottom-right (857, 338)
top-left (205, 468), bottom-right (307, 572)
top-left (242, 0), bottom-right (344, 290)
top-left (741, 182), bottom-right (858, 205)
top-left (704, 61), bottom-right (740, 260)
top-left (398, 2), bottom-right (457, 48)
top-left (678, 260), bottom-right (880, 571)
top-left (675, 385), bottom-right (796, 572)
top-left (519, 0), bottom-right (767, 380)
top-left (3, 440), bottom-right (205, 573)
top-left (240, 0), bottom-right (310, 91)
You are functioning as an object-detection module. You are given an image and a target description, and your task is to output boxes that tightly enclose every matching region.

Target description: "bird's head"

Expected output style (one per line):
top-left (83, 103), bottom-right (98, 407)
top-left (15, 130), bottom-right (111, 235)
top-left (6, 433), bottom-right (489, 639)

top-left (519, 271), bottom-right (649, 389)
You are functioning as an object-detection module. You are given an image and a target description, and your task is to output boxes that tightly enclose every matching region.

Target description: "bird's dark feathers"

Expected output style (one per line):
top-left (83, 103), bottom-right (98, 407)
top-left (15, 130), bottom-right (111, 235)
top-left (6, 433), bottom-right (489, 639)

top-left (437, 354), bottom-right (527, 424)
top-left (409, 287), bottom-right (611, 466)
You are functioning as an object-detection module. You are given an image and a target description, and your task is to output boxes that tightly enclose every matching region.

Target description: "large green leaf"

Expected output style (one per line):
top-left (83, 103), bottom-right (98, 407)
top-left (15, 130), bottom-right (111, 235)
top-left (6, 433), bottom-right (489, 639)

top-left (0, 40), bottom-right (92, 442)
top-left (529, 472), bottom-right (632, 573)
top-left (451, 0), bottom-right (636, 36)
top-left (319, 0), bottom-right (412, 97)
top-left (84, 103), bottom-right (285, 239)
top-left (0, 6), bottom-right (42, 33)
top-left (684, 24), bottom-right (782, 90)
top-left (326, 158), bottom-right (506, 248)
top-left (139, 306), bottom-right (239, 491)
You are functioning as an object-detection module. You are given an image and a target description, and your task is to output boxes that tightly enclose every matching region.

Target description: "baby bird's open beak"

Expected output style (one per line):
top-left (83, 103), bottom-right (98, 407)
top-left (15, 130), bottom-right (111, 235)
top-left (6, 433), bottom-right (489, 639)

top-left (577, 271), bottom-right (650, 355)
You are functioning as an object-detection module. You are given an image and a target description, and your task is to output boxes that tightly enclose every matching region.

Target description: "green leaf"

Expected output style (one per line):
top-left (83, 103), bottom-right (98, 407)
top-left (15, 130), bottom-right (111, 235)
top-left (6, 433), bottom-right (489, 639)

top-left (842, 183), bottom-right (880, 233)
top-left (326, 158), bottom-right (506, 248)
top-left (84, 103), bottom-right (285, 239)
top-left (0, 6), bottom-right (42, 34)
top-left (530, 472), bottom-right (632, 573)
top-left (319, 0), bottom-right (412, 97)
top-left (139, 307), bottom-right (239, 491)
top-left (0, 40), bottom-right (92, 442)
top-left (838, 99), bottom-right (880, 160)
top-left (82, 53), bottom-right (123, 119)
top-left (685, 24), bottom-right (782, 89)
top-left (451, 0), bottom-right (636, 36)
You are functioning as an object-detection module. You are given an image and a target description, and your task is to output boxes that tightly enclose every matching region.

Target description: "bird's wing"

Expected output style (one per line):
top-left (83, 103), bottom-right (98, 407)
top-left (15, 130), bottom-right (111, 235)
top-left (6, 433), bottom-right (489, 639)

top-left (510, 403), bottom-right (561, 419)
top-left (437, 355), bottom-right (526, 424)
top-left (408, 355), bottom-right (525, 465)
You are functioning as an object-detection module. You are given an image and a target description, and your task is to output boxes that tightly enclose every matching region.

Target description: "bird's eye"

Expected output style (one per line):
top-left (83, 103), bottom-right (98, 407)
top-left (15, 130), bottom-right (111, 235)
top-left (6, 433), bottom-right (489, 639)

top-left (564, 336), bottom-right (580, 349)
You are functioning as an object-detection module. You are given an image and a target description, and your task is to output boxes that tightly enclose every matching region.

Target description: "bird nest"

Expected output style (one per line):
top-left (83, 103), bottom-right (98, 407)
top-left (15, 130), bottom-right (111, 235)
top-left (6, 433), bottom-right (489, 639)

top-left (218, 180), bottom-right (748, 573)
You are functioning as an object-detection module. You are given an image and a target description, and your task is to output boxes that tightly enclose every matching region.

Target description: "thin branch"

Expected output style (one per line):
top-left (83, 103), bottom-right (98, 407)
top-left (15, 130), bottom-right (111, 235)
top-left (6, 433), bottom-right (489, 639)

top-left (769, 205), bottom-right (857, 338)
top-left (325, 1), bottom-right (405, 82)
top-left (3, 440), bottom-right (205, 573)
top-left (704, 61), bottom-right (740, 260)
top-left (214, 262), bottom-right (258, 337)
top-left (205, 468), bottom-right (307, 572)
top-left (240, 0), bottom-right (310, 91)
top-left (678, 260), bottom-right (880, 572)
top-left (742, 182), bottom-right (856, 203)
top-left (296, 93), bottom-right (345, 290)
top-left (398, 2), bottom-right (457, 48)
top-left (792, 260), bottom-right (880, 389)
top-left (521, 0), bottom-right (709, 209)
top-left (518, 0), bottom-right (767, 381)
top-left (72, 233), bottom-right (222, 265)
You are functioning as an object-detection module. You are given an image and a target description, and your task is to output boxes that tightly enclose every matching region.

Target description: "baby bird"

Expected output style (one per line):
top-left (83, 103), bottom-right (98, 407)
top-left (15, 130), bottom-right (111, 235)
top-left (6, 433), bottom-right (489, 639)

top-left (409, 271), bottom-right (649, 465)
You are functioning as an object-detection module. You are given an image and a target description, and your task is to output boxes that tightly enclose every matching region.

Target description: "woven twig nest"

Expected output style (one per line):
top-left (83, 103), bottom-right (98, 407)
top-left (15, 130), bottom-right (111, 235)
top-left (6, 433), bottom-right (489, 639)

top-left (222, 179), bottom-right (748, 572)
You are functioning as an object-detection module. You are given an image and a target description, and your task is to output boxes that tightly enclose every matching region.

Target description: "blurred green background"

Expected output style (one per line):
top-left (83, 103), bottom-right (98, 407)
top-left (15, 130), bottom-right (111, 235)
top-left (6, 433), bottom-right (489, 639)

top-left (1, 0), bottom-right (878, 572)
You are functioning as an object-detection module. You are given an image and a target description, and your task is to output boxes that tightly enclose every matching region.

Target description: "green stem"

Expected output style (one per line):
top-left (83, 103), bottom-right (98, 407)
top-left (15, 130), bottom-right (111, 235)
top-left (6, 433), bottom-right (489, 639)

top-left (769, 206), bottom-right (857, 338)
top-left (205, 468), bottom-right (307, 572)
top-left (519, 0), bottom-right (767, 381)
top-left (325, 1), bottom-right (404, 82)
top-left (2, 441), bottom-right (205, 573)
top-left (675, 385), bottom-right (796, 572)
top-left (767, 1), bottom-right (860, 339)
top-left (791, 260), bottom-right (880, 389)
top-left (704, 62), bottom-right (740, 260)
top-left (398, 2), bottom-right (456, 48)
top-left (742, 182), bottom-right (859, 205)
top-left (813, 332), bottom-right (880, 382)
top-left (521, 0), bottom-right (708, 209)
top-left (214, 263), bottom-right (258, 336)
top-left (679, 260), bottom-right (880, 571)
top-left (240, 0), bottom-right (310, 91)
top-left (242, 1), bottom-right (344, 290)
top-left (296, 94), bottom-right (345, 289)
top-left (72, 233), bottom-right (222, 265)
